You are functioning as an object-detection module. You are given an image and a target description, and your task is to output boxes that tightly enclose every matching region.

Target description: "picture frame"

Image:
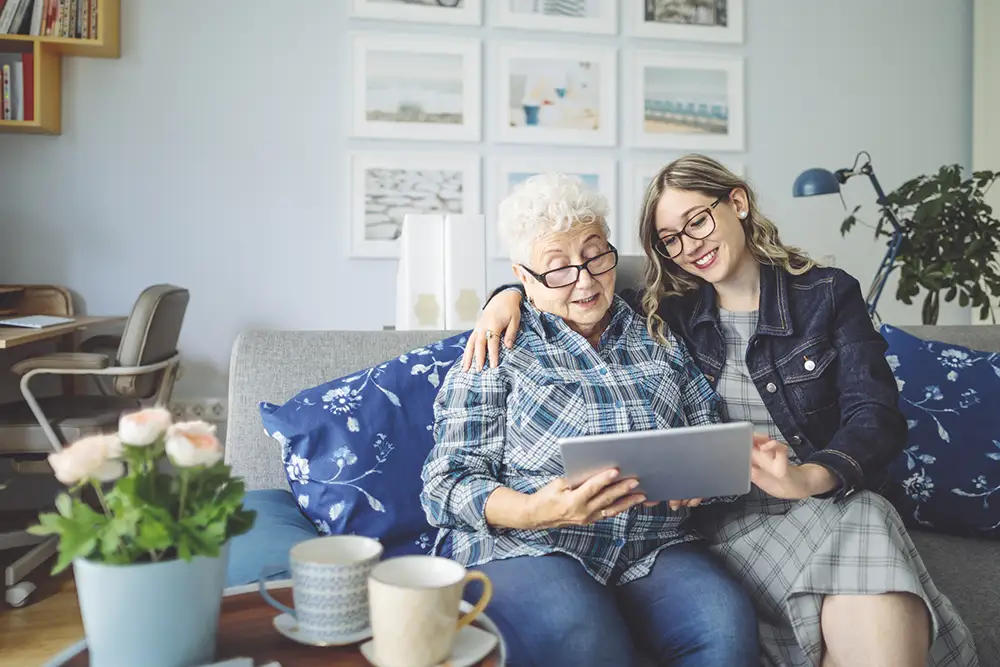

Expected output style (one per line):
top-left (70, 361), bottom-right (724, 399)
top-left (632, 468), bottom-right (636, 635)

top-left (351, 151), bottom-right (482, 259)
top-left (491, 0), bottom-right (618, 35)
top-left (351, 32), bottom-right (482, 143)
top-left (350, 0), bottom-right (483, 26)
top-left (493, 42), bottom-right (617, 147)
top-left (620, 158), bottom-right (745, 256)
top-left (487, 156), bottom-right (618, 258)
top-left (626, 51), bottom-right (745, 152)
top-left (627, 0), bottom-right (744, 43)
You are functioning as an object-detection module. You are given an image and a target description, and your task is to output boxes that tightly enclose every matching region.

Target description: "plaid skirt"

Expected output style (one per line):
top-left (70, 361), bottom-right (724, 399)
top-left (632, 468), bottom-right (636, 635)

top-left (696, 488), bottom-right (980, 667)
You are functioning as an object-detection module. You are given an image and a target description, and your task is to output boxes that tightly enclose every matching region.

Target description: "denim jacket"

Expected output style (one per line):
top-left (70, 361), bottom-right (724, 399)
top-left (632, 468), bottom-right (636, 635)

top-left (633, 264), bottom-right (908, 499)
top-left (492, 263), bottom-right (907, 500)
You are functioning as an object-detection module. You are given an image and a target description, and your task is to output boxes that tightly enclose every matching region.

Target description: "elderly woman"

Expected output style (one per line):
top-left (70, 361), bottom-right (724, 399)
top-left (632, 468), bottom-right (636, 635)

top-left (420, 174), bottom-right (758, 667)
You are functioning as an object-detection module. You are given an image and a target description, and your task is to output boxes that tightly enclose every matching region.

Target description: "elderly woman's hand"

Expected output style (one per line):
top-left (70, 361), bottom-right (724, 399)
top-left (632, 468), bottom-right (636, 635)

top-left (462, 289), bottom-right (523, 372)
top-left (526, 469), bottom-right (646, 529)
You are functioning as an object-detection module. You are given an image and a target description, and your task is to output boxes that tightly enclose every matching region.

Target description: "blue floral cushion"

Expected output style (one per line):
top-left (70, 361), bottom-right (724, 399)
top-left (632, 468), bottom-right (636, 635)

top-left (880, 324), bottom-right (1000, 539)
top-left (259, 332), bottom-right (469, 557)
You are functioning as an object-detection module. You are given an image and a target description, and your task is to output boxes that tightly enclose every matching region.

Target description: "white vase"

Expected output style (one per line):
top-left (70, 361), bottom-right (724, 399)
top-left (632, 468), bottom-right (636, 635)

top-left (73, 544), bottom-right (230, 667)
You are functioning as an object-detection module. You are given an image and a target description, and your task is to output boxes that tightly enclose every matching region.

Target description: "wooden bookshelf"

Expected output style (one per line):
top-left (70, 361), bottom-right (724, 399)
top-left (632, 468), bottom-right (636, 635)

top-left (0, 0), bottom-right (119, 135)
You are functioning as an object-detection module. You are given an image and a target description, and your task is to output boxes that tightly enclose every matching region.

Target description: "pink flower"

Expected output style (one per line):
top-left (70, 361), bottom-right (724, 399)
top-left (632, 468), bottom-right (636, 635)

top-left (119, 407), bottom-right (173, 447)
top-left (48, 434), bottom-right (125, 485)
top-left (165, 421), bottom-right (223, 468)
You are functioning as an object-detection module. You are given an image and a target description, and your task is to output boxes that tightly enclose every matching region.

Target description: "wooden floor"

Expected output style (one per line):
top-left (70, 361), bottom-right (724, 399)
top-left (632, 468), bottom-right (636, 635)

top-left (0, 565), bottom-right (83, 667)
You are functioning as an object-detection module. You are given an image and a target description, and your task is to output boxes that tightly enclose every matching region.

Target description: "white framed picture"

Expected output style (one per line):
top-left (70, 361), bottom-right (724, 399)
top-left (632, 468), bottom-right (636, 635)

top-left (492, 0), bottom-right (618, 35)
top-left (487, 156), bottom-right (618, 258)
top-left (351, 151), bottom-right (482, 258)
top-left (627, 0), bottom-right (744, 43)
top-left (620, 158), bottom-right (745, 256)
top-left (493, 42), bottom-right (617, 147)
top-left (350, 0), bottom-right (483, 26)
top-left (351, 32), bottom-right (482, 143)
top-left (626, 51), bottom-right (744, 152)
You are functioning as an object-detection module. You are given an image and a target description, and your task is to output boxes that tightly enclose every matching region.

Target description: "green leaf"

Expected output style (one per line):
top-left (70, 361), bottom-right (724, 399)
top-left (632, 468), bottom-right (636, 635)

top-left (840, 207), bottom-right (860, 236)
top-left (226, 508), bottom-right (257, 540)
top-left (136, 516), bottom-right (173, 553)
top-left (55, 493), bottom-right (73, 518)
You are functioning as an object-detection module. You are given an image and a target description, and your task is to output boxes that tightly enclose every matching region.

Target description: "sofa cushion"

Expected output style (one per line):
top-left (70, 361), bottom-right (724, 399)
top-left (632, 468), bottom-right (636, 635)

top-left (910, 529), bottom-right (1000, 663)
top-left (880, 324), bottom-right (1000, 539)
top-left (225, 489), bottom-right (319, 587)
top-left (259, 331), bottom-right (469, 559)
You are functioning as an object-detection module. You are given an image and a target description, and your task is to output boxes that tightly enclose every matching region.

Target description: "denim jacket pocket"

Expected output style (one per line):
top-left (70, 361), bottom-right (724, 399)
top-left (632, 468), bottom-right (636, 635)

top-left (777, 340), bottom-right (839, 416)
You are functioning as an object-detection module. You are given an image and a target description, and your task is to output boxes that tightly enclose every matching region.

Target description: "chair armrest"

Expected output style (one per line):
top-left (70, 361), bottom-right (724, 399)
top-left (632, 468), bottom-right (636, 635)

top-left (79, 334), bottom-right (121, 355)
top-left (11, 353), bottom-right (110, 375)
top-left (16, 353), bottom-right (183, 452)
top-left (18, 354), bottom-right (180, 380)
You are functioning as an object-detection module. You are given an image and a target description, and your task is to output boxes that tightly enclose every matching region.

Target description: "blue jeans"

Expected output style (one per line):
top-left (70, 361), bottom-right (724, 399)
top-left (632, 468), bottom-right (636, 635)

top-left (464, 543), bottom-right (758, 667)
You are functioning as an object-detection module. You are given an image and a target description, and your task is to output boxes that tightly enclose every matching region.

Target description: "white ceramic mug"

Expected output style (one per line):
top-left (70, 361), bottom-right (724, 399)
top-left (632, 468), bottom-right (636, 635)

top-left (259, 535), bottom-right (383, 643)
top-left (368, 555), bottom-right (493, 667)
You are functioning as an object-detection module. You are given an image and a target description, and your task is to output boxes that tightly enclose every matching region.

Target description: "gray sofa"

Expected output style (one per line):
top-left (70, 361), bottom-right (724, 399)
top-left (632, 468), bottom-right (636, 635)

top-left (224, 325), bottom-right (1000, 663)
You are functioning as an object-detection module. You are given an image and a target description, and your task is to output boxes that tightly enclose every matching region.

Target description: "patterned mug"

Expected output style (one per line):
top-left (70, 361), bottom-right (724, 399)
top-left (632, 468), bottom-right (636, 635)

top-left (259, 535), bottom-right (383, 643)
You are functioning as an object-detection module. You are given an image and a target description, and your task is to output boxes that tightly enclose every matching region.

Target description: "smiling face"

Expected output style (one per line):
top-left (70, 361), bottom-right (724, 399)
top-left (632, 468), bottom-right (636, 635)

top-left (513, 222), bottom-right (617, 338)
top-left (653, 186), bottom-right (753, 286)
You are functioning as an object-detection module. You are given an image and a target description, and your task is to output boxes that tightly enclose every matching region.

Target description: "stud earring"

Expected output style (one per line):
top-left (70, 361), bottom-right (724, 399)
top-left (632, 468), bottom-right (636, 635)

top-left (738, 211), bottom-right (747, 219)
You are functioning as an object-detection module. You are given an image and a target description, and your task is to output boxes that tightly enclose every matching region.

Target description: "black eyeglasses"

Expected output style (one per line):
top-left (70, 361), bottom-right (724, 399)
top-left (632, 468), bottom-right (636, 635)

top-left (655, 194), bottom-right (727, 259)
top-left (522, 245), bottom-right (619, 289)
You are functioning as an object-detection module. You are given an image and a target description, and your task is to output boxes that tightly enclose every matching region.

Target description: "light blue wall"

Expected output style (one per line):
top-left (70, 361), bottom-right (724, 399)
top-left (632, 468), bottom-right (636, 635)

top-left (0, 0), bottom-right (974, 399)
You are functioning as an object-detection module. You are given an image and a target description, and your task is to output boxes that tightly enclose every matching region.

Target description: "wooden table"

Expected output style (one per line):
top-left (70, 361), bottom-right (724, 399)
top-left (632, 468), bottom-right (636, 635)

top-left (0, 316), bottom-right (125, 349)
top-left (54, 583), bottom-right (504, 666)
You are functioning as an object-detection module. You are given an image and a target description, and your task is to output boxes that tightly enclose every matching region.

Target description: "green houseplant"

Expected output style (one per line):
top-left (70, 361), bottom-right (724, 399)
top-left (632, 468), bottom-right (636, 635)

top-left (841, 164), bottom-right (1000, 324)
top-left (29, 407), bottom-right (256, 667)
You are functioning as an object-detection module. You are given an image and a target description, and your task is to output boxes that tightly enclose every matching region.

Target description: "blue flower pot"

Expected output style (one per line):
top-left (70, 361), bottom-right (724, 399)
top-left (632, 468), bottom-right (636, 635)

top-left (73, 544), bottom-right (230, 667)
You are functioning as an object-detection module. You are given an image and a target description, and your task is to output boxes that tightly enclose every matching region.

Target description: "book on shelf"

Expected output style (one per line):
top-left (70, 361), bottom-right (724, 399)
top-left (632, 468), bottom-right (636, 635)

top-left (0, 0), bottom-right (98, 38)
top-left (0, 51), bottom-right (32, 120)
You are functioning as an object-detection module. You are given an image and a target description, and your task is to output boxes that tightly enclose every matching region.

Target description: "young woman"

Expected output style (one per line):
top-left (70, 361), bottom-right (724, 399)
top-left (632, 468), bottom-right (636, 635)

top-left (462, 155), bottom-right (978, 667)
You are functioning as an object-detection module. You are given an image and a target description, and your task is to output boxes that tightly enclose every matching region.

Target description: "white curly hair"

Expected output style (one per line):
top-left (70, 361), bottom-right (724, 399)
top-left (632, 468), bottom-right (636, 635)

top-left (497, 172), bottom-right (611, 266)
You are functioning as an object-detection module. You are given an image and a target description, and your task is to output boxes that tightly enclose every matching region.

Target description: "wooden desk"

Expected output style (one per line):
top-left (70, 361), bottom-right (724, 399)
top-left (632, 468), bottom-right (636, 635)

top-left (0, 316), bottom-right (125, 350)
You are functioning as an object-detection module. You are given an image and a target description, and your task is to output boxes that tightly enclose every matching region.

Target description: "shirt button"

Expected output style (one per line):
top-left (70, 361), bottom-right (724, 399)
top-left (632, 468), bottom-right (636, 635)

top-left (804, 359), bottom-right (816, 371)
top-left (765, 382), bottom-right (777, 393)
top-left (599, 368), bottom-right (608, 375)
top-left (614, 538), bottom-right (626, 547)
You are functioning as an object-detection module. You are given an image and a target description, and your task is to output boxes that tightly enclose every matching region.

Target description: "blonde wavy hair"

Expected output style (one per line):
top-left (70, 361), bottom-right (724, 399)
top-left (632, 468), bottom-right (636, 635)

top-left (637, 154), bottom-right (815, 344)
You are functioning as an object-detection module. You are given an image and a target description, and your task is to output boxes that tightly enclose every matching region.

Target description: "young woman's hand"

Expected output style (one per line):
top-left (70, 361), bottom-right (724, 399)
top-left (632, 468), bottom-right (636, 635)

top-left (750, 434), bottom-right (839, 499)
top-left (462, 289), bottom-right (524, 371)
top-left (526, 469), bottom-right (646, 530)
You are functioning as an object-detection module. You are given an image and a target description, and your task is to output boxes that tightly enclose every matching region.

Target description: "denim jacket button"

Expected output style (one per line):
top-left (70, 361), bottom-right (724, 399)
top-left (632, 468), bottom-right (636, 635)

top-left (804, 359), bottom-right (816, 371)
top-left (790, 435), bottom-right (802, 445)
top-left (765, 382), bottom-right (777, 393)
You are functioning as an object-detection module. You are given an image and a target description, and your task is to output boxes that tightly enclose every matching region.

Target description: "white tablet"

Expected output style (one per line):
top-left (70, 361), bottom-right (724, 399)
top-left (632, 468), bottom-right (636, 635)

top-left (558, 421), bottom-right (754, 502)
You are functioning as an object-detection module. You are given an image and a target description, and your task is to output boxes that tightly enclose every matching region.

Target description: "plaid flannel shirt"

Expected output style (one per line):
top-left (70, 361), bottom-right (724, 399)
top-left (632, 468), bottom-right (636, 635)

top-left (420, 295), bottom-right (724, 586)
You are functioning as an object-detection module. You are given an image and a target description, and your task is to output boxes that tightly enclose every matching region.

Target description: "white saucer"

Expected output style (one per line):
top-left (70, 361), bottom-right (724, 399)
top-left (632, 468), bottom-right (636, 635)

top-left (359, 624), bottom-right (499, 667)
top-left (272, 613), bottom-right (373, 647)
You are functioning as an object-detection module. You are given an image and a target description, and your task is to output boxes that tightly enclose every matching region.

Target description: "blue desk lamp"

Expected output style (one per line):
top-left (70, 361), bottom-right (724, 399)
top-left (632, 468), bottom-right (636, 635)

top-left (792, 150), bottom-right (904, 320)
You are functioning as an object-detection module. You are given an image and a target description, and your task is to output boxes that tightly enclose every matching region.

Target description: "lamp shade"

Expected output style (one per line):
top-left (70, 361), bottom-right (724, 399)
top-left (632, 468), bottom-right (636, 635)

top-left (792, 168), bottom-right (841, 197)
